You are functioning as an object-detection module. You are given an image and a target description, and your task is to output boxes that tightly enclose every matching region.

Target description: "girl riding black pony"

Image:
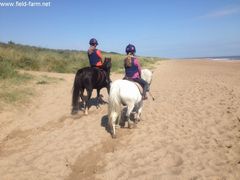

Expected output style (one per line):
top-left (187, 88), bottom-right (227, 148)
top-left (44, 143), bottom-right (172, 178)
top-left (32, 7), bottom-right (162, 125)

top-left (71, 57), bottom-right (111, 115)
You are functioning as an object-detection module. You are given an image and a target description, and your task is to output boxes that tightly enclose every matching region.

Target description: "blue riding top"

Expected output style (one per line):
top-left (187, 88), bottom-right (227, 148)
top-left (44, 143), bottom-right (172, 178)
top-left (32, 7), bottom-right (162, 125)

top-left (124, 57), bottom-right (141, 79)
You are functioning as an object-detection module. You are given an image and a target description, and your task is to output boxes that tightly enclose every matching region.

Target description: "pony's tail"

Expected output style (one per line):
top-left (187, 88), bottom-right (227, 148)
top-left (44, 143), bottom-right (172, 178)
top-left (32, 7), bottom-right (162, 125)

top-left (72, 70), bottom-right (83, 112)
top-left (108, 82), bottom-right (122, 126)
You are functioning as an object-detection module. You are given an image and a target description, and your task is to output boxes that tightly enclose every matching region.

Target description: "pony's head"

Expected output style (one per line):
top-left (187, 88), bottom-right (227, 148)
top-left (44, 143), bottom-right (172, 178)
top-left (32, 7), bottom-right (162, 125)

top-left (102, 57), bottom-right (112, 72)
top-left (141, 69), bottom-right (153, 84)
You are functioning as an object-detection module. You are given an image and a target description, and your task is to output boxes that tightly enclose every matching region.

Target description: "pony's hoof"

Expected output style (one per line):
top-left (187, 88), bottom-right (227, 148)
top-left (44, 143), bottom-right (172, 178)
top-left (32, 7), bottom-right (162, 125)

top-left (128, 123), bottom-right (137, 129)
top-left (112, 134), bottom-right (117, 139)
top-left (128, 124), bottom-right (133, 129)
top-left (71, 109), bottom-right (78, 115)
top-left (119, 121), bottom-right (125, 128)
top-left (84, 110), bottom-right (88, 115)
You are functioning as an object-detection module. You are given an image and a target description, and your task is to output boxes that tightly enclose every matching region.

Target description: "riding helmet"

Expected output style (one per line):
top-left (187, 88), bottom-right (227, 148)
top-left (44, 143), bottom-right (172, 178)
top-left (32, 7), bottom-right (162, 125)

top-left (89, 38), bottom-right (98, 46)
top-left (125, 44), bottom-right (136, 54)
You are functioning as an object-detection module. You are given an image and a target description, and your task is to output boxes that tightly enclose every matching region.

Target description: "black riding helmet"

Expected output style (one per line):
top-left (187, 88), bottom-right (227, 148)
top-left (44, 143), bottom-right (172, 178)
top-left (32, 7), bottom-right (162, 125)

top-left (89, 38), bottom-right (98, 46)
top-left (125, 44), bottom-right (136, 54)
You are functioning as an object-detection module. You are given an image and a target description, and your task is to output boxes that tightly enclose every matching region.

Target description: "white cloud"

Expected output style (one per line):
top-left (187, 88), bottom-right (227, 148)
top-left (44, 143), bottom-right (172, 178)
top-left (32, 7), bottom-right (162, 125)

top-left (200, 7), bottom-right (240, 19)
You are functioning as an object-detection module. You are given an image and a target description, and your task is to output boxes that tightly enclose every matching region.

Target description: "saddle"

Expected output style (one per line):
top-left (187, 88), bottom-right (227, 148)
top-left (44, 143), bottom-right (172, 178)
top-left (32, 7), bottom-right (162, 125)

top-left (123, 77), bottom-right (143, 95)
top-left (92, 67), bottom-right (108, 84)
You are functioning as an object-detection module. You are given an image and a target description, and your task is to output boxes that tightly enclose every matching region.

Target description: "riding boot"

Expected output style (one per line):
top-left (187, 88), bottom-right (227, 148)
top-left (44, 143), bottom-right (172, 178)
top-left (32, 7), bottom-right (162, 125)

top-left (142, 84), bottom-right (148, 100)
top-left (146, 83), bottom-right (150, 92)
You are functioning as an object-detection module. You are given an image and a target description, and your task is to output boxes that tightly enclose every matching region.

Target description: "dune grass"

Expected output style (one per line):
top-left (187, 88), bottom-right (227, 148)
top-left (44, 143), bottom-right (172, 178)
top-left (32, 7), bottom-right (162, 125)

top-left (0, 42), bottom-right (162, 74)
top-left (0, 56), bottom-right (61, 108)
top-left (0, 70), bottom-right (62, 109)
top-left (0, 42), bottom-right (89, 73)
top-left (0, 60), bottom-right (34, 108)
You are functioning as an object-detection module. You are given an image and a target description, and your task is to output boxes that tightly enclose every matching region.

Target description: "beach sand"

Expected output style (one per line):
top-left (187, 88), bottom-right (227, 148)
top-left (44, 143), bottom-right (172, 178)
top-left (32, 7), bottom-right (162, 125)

top-left (0, 60), bottom-right (240, 179)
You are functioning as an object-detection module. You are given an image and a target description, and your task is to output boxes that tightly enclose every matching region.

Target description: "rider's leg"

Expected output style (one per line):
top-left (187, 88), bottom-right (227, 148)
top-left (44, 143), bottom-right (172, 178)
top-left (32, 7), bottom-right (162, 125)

top-left (133, 78), bottom-right (148, 100)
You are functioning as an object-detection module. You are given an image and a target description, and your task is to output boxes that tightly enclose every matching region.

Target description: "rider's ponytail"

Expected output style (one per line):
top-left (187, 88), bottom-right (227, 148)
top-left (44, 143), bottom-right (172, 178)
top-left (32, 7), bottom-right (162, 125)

top-left (124, 52), bottom-right (133, 67)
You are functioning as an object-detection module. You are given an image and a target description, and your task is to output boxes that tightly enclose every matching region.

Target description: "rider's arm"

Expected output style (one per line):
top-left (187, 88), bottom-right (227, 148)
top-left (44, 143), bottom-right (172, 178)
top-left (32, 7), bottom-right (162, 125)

top-left (134, 58), bottom-right (142, 78)
top-left (96, 50), bottom-right (103, 61)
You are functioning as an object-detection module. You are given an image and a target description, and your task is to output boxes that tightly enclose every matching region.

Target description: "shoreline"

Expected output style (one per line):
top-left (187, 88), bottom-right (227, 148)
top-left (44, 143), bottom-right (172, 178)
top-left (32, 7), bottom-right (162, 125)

top-left (174, 58), bottom-right (240, 62)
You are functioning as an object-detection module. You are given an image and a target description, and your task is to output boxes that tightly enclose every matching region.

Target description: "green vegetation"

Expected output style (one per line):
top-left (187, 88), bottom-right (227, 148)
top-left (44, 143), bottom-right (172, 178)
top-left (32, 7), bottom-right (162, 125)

top-left (0, 64), bottom-right (34, 107)
top-left (0, 53), bottom-right (61, 107)
top-left (0, 57), bottom-right (17, 79)
top-left (0, 41), bottom-right (163, 74)
top-left (0, 42), bottom-right (89, 73)
top-left (0, 70), bottom-right (62, 108)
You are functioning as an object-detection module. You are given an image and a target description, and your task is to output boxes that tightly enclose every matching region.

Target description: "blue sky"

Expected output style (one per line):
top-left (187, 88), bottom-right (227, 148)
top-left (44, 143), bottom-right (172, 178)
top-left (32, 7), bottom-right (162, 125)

top-left (0, 0), bottom-right (240, 58)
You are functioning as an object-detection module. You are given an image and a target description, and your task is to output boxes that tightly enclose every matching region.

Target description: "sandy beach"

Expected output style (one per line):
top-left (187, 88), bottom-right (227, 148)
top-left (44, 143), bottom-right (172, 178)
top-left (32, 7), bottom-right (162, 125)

top-left (0, 60), bottom-right (240, 180)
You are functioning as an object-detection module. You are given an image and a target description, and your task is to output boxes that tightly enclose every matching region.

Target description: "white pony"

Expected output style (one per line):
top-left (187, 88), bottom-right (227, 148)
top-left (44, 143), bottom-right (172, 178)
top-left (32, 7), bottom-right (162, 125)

top-left (108, 69), bottom-right (153, 138)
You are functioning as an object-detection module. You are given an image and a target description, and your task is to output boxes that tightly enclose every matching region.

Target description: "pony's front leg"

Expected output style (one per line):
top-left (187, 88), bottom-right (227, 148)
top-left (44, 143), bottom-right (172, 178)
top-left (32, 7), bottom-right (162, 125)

top-left (96, 89), bottom-right (107, 105)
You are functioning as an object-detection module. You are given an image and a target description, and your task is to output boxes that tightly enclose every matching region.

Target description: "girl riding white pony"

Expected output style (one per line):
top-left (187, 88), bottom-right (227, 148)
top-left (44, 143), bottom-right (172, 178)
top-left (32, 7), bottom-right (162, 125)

top-left (108, 69), bottom-right (153, 138)
top-left (108, 44), bottom-right (153, 138)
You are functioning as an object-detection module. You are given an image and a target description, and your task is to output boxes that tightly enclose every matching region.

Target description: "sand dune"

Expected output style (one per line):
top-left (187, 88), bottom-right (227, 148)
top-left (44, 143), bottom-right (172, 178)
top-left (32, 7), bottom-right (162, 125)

top-left (0, 60), bottom-right (240, 180)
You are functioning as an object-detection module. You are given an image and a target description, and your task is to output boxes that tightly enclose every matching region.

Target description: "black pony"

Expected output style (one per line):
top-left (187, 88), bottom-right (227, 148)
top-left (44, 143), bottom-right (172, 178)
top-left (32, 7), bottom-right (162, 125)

top-left (71, 57), bottom-right (111, 115)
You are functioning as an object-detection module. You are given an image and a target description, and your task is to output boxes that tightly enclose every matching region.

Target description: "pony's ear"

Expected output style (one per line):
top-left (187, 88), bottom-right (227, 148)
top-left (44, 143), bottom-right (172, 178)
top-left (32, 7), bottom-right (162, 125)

top-left (104, 57), bottom-right (111, 62)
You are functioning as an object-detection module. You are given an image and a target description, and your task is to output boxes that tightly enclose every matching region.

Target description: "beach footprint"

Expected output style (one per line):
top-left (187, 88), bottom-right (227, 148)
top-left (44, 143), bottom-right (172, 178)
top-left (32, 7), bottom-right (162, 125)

top-left (161, 151), bottom-right (183, 175)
